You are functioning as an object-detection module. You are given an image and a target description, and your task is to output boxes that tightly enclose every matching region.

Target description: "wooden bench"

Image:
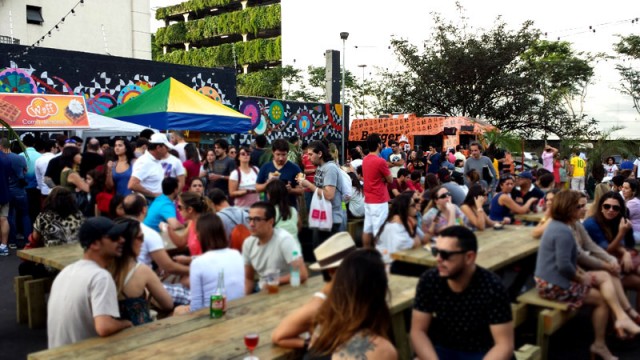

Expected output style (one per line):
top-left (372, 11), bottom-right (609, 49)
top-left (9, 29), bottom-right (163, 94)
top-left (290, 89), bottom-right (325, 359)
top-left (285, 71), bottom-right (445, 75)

top-left (517, 288), bottom-right (575, 360)
top-left (347, 218), bottom-right (364, 244)
top-left (14, 275), bottom-right (53, 329)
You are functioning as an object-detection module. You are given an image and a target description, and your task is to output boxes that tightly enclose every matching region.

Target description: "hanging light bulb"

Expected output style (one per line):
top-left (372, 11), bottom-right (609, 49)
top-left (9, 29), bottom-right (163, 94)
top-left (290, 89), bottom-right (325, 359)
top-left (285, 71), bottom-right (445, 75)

top-left (71, 9), bottom-right (76, 16)
top-left (55, 25), bottom-right (60, 31)
top-left (80, 0), bottom-right (85, 6)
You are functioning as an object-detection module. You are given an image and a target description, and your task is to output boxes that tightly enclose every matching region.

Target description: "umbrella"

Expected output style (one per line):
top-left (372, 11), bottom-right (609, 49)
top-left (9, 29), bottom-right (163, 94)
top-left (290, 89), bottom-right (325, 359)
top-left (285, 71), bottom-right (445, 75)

top-left (103, 77), bottom-right (251, 133)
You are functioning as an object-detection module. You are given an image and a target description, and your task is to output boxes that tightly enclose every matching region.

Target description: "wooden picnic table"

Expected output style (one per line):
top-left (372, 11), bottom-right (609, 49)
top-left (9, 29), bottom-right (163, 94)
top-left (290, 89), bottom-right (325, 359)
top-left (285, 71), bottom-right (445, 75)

top-left (17, 243), bottom-right (83, 270)
top-left (28, 274), bottom-right (418, 360)
top-left (391, 225), bottom-right (539, 271)
top-left (514, 212), bottom-right (545, 223)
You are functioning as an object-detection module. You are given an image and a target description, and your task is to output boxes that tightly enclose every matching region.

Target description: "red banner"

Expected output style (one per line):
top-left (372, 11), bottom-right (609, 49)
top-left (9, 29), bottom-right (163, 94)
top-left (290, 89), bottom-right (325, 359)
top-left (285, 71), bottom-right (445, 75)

top-left (0, 93), bottom-right (89, 129)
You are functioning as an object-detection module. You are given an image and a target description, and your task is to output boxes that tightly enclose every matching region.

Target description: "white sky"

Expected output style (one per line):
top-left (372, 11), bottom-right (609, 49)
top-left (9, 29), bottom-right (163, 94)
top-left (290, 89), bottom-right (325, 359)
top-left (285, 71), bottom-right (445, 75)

top-left (152, 0), bottom-right (640, 138)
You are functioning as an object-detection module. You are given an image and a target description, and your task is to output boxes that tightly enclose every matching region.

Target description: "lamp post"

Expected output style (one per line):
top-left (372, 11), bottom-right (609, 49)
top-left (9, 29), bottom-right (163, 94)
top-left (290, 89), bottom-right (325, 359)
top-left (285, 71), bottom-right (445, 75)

top-left (357, 64), bottom-right (366, 119)
top-left (340, 31), bottom-right (349, 165)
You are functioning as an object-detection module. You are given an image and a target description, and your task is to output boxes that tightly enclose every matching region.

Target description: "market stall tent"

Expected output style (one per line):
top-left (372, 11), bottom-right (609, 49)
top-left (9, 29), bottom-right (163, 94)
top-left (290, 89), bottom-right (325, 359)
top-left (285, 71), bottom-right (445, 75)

top-left (103, 77), bottom-right (251, 133)
top-left (78, 112), bottom-right (155, 137)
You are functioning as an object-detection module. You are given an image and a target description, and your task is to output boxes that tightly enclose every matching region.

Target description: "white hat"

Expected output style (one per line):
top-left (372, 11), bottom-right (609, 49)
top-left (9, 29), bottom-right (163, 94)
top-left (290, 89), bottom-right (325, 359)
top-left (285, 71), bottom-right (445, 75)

top-left (309, 232), bottom-right (356, 271)
top-left (149, 133), bottom-right (174, 149)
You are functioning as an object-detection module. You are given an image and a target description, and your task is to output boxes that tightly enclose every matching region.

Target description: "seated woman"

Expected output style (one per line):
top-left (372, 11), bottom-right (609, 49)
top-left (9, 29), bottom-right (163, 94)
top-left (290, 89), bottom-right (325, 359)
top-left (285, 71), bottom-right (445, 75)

top-left (60, 146), bottom-right (90, 214)
top-left (460, 184), bottom-right (496, 231)
top-left (111, 218), bottom-right (173, 325)
top-left (532, 190), bottom-right (560, 239)
top-left (583, 192), bottom-right (638, 275)
top-left (266, 180), bottom-right (301, 242)
top-left (422, 186), bottom-right (467, 242)
top-left (489, 176), bottom-right (538, 223)
top-left (19, 187), bottom-right (84, 278)
top-left (305, 249), bottom-right (398, 359)
top-left (346, 172), bottom-right (364, 219)
top-left (621, 179), bottom-right (640, 244)
top-left (272, 232), bottom-right (356, 348)
top-left (184, 213), bottom-right (244, 313)
top-left (187, 177), bottom-right (205, 196)
top-left (535, 190), bottom-right (640, 360)
top-left (169, 191), bottom-right (213, 256)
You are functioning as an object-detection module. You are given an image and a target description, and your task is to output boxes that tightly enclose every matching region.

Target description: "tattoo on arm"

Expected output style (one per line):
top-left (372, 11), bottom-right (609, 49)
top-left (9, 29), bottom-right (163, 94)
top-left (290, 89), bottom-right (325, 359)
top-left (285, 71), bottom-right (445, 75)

top-left (337, 333), bottom-right (375, 359)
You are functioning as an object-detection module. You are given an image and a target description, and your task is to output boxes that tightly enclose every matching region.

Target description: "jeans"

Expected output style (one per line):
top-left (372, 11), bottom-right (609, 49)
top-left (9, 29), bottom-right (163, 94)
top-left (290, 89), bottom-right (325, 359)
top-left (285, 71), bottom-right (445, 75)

top-left (435, 346), bottom-right (485, 360)
top-left (9, 189), bottom-right (31, 246)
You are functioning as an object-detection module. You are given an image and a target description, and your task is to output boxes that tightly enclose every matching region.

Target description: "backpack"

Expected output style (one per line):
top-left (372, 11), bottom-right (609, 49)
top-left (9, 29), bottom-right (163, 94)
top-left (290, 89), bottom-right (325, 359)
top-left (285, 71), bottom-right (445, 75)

top-left (218, 209), bottom-right (251, 252)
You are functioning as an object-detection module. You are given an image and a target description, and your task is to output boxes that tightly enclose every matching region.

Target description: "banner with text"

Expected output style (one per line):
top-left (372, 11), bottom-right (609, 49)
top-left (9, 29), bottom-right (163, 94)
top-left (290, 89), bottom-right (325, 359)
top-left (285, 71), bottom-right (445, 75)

top-left (0, 93), bottom-right (89, 129)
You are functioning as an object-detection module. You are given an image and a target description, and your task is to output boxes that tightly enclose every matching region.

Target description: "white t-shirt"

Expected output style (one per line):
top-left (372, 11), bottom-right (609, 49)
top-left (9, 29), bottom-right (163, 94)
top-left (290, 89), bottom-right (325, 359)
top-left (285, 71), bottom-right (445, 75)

top-left (375, 222), bottom-right (419, 256)
top-left (137, 223), bottom-right (165, 266)
top-left (174, 142), bottom-right (187, 162)
top-left (48, 259), bottom-right (120, 349)
top-left (228, 166), bottom-right (260, 208)
top-left (35, 152), bottom-right (55, 195)
top-left (604, 164), bottom-right (618, 178)
top-left (190, 248), bottom-right (245, 311)
top-left (350, 159), bottom-right (363, 171)
top-left (348, 189), bottom-right (365, 217)
top-left (160, 154), bottom-right (186, 178)
top-left (242, 228), bottom-right (300, 277)
top-left (131, 152), bottom-right (164, 195)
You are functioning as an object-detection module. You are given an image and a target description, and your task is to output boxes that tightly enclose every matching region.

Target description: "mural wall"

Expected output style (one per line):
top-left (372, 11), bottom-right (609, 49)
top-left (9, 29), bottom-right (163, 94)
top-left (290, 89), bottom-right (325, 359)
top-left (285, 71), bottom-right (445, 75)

top-left (0, 44), bottom-right (237, 115)
top-left (237, 96), bottom-right (348, 144)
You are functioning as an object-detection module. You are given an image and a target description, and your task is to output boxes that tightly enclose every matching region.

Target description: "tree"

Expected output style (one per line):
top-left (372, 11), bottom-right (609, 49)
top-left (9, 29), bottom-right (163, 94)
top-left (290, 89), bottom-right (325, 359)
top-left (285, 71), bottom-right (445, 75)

top-left (614, 34), bottom-right (640, 115)
top-left (383, 7), bottom-right (599, 138)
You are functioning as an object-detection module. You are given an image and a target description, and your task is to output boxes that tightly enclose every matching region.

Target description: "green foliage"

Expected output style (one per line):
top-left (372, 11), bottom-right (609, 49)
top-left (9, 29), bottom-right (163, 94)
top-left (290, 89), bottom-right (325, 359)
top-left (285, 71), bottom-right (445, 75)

top-left (156, 36), bottom-right (281, 68)
top-left (155, 4), bottom-right (281, 46)
top-left (615, 35), bottom-right (640, 115)
top-left (478, 129), bottom-right (521, 153)
top-left (562, 127), bottom-right (638, 170)
top-left (237, 68), bottom-right (282, 98)
top-left (155, 0), bottom-right (236, 19)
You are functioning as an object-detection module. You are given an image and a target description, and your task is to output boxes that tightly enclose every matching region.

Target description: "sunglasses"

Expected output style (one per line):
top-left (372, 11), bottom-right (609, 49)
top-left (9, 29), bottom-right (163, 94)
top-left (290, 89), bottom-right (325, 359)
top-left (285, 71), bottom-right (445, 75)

top-left (602, 204), bottom-right (621, 212)
top-left (248, 216), bottom-right (268, 223)
top-left (437, 192), bottom-right (452, 199)
top-left (431, 247), bottom-right (467, 260)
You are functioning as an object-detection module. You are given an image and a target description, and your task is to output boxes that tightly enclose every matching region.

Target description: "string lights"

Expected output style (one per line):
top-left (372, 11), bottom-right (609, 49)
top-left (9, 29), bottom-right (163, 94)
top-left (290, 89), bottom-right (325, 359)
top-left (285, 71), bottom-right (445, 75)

top-left (543, 17), bottom-right (639, 41)
top-left (32, 0), bottom-right (85, 47)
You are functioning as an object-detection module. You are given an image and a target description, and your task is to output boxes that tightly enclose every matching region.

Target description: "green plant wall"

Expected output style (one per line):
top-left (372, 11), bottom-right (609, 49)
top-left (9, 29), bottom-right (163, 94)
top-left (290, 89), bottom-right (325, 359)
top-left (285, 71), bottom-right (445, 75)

top-left (156, 0), bottom-right (237, 19)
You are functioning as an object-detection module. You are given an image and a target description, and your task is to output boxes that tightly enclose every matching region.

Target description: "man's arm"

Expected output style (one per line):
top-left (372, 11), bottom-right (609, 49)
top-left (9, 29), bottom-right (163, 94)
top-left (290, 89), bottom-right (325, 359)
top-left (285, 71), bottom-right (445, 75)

top-left (244, 264), bottom-right (256, 295)
top-left (484, 322), bottom-right (515, 360)
top-left (94, 315), bottom-right (132, 337)
top-left (128, 176), bottom-right (159, 198)
top-left (150, 249), bottom-right (190, 276)
top-left (176, 174), bottom-right (185, 194)
top-left (410, 310), bottom-right (438, 360)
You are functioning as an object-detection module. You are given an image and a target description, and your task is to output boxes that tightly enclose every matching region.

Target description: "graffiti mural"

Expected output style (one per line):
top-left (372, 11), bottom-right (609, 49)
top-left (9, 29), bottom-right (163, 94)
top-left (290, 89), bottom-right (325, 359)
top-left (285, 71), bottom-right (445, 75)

top-left (237, 96), bottom-right (348, 144)
top-left (0, 44), bottom-right (237, 115)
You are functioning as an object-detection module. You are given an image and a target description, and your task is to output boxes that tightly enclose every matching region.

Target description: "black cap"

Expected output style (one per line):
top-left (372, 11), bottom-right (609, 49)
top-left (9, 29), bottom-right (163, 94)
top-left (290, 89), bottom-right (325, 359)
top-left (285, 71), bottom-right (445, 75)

top-left (79, 217), bottom-right (128, 249)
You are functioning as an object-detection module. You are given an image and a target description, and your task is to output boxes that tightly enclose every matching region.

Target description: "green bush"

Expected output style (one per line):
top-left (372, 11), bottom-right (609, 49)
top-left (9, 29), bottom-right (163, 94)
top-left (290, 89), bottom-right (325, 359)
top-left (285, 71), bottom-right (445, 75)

top-left (156, 0), bottom-right (238, 20)
top-left (237, 67), bottom-right (282, 98)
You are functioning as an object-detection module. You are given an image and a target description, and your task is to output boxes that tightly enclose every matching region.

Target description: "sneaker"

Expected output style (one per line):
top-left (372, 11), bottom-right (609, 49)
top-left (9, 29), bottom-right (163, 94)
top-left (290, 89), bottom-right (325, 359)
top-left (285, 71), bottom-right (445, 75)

top-left (0, 247), bottom-right (8, 256)
top-left (8, 244), bottom-right (17, 250)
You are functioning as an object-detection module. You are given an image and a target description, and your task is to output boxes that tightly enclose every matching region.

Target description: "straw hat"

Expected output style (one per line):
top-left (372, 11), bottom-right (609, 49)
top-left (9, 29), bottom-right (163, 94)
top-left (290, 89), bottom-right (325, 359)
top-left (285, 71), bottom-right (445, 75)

top-left (309, 232), bottom-right (356, 271)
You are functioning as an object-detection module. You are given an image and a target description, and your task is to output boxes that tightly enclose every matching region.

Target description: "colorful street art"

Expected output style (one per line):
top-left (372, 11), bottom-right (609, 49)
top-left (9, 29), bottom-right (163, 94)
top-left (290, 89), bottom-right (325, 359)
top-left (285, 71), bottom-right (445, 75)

top-left (238, 97), bottom-right (346, 143)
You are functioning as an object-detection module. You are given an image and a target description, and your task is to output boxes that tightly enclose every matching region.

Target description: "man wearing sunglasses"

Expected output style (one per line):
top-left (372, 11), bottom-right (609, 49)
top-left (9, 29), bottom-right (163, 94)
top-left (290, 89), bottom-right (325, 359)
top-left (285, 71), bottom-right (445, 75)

top-left (47, 217), bottom-right (132, 348)
top-left (411, 226), bottom-right (514, 360)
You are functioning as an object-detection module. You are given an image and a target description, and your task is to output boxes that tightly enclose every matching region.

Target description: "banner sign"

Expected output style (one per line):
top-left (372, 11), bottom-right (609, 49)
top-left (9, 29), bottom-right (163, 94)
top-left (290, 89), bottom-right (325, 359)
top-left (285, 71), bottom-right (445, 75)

top-left (0, 93), bottom-right (89, 129)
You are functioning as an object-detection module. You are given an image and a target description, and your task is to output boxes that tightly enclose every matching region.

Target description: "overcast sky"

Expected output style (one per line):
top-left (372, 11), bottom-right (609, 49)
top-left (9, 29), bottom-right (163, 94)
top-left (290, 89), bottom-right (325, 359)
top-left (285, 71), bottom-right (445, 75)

top-left (152, 0), bottom-right (640, 138)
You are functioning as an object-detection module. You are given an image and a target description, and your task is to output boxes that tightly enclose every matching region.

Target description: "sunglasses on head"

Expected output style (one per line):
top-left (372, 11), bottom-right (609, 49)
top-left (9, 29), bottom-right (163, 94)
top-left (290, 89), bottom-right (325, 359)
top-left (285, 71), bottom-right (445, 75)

top-left (603, 204), bottom-right (621, 212)
top-left (431, 247), bottom-right (467, 260)
top-left (437, 192), bottom-right (452, 199)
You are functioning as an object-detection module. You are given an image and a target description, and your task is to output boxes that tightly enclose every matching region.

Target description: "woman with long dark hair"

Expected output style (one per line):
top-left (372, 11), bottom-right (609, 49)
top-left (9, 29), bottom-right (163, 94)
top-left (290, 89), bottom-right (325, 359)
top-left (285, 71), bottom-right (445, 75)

top-left (228, 146), bottom-right (260, 208)
top-left (376, 192), bottom-right (423, 254)
top-left (347, 172), bottom-right (364, 219)
top-left (60, 146), bottom-right (89, 193)
top-left (305, 249), bottom-right (398, 359)
top-left (266, 180), bottom-right (300, 242)
top-left (621, 179), bottom-right (640, 244)
top-left (169, 191), bottom-right (213, 256)
top-left (199, 149), bottom-right (217, 195)
top-left (422, 186), bottom-right (466, 241)
top-left (460, 184), bottom-right (496, 231)
top-left (110, 218), bottom-right (173, 325)
top-left (489, 175), bottom-right (537, 223)
top-left (182, 143), bottom-right (201, 192)
top-left (105, 137), bottom-right (135, 196)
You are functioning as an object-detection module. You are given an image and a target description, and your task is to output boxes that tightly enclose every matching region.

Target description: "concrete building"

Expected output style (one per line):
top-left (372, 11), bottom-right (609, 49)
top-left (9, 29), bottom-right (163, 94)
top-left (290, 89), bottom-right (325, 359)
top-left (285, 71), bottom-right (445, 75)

top-left (0, 0), bottom-right (151, 60)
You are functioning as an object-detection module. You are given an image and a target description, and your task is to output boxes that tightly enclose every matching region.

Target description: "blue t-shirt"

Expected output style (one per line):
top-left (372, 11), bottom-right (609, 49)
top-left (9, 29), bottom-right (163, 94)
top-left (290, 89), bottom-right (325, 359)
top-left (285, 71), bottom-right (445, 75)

top-left (0, 153), bottom-right (10, 204)
top-left (428, 152), bottom-right (441, 174)
top-left (20, 147), bottom-right (41, 189)
top-left (112, 164), bottom-right (133, 196)
top-left (7, 152), bottom-right (27, 191)
top-left (380, 147), bottom-right (393, 161)
top-left (620, 160), bottom-right (634, 171)
top-left (489, 193), bottom-right (511, 222)
top-left (256, 161), bottom-right (302, 208)
top-left (583, 217), bottom-right (613, 250)
top-left (143, 194), bottom-right (177, 232)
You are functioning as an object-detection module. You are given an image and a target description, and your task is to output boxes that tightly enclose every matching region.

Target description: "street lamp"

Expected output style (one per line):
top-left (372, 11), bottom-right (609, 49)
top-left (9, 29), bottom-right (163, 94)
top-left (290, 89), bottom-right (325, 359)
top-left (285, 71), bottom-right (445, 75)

top-left (340, 31), bottom-right (349, 165)
top-left (357, 64), bottom-right (367, 119)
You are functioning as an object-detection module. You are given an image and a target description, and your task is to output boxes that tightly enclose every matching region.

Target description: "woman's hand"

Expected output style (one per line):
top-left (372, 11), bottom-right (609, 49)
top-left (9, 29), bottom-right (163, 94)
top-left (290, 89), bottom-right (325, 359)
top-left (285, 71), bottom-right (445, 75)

top-left (445, 202), bottom-right (456, 214)
top-left (605, 261), bottom-right (621, 275)
top-left (621, 251), bottom-right (634, 273)
top-left (502, 217), bottom-right (512, 225)
top-left (619, 217), bottom-right (632, 233)
top-left (474, 195), bottom-right (486, 210)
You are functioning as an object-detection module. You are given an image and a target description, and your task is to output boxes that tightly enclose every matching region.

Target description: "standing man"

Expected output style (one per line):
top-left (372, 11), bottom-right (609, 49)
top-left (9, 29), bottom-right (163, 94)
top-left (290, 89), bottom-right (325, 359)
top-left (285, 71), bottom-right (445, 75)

top-left (250, 135), bottom-right (268, 168)
top-left (411, 226), bottom-right (514, 359)
top-left (19, 135), bottom-right (42, 225)
top-left (243, 202), bottom-right (308, 294)
top-left (207, 139), bottom-right (236, 197)
top-left (158, 136), bottom-right (186, 192)
top-left (0, 144), bottom-right (11, 256)
top-left (388, 142), bottom-right (406, 178)
top-left (361, 133), bottom-right (393, 248)
top-left (569, 150), bottom-right (587, 193)
top-left (1, 139), bottom-right (29, 249)
top-left (47, 217), bottom-right (132, 348)
top-left (454, 145), bottom-right (466, 163)
top-left (79, 138), bottom-right (104, 178)
top-left (426, 145), bottom-right (441, 174)
top-left (170, 130), bottom-right (188, 162)
top-left (464, 142), bottom-right (497, 189)
top-left (541, 145), bottom-right (558, 173)
top-left (35, 140), bottom-right (57, 198)
top-left (299, 141), bottom-right (344, 247)
top-left (256, 139), bottom-right (303, 209)
top-left (380, 139), bottom-right (394, 162)
top-left (128, 133), bottom-right (167, 200)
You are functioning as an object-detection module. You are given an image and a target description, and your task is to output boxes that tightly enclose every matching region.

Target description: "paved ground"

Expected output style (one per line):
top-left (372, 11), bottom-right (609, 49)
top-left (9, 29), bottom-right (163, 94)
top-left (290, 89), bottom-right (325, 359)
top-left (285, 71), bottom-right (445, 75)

top-left (2, 249), bottom-right (640, 360)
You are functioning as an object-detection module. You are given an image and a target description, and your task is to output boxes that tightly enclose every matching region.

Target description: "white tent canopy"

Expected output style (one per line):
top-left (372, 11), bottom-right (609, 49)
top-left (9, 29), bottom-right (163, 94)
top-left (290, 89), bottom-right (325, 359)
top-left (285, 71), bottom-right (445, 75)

top-left (78, 112), bottom-right (155, 137)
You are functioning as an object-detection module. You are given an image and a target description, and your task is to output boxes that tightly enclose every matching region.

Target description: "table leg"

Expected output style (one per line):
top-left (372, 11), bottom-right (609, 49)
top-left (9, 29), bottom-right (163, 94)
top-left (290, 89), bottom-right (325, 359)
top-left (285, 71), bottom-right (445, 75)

top-left (14, 275), bottom-right (33, 324)
top-left (391, 310), bottom-right (412, 359)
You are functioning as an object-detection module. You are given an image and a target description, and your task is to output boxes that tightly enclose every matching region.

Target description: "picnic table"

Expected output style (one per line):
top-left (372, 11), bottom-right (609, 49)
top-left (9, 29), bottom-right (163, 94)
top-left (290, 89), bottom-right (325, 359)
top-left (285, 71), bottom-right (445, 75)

top-left (514, 212), bottom-right (545, 223)
top-left (17, 243), bottom-right (83, 271)
top-left (27, 274), bottom-right (418, 360)
top-left (391, 225), bottom-right (539, 271)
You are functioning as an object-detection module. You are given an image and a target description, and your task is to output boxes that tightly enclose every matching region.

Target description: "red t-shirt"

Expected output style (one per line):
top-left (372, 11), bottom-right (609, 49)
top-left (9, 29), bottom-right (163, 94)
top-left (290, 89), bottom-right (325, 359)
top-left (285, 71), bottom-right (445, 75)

top-left (363, 154), bottom-right (391, 204)
top-left (388, 178), bottom-right (409, 199)
top-left (301, 153), bottom-right (316, 193)
top-left (406, 180), bottom-right (424, 193)
top-left (182, 159), bottom-right (201, 192)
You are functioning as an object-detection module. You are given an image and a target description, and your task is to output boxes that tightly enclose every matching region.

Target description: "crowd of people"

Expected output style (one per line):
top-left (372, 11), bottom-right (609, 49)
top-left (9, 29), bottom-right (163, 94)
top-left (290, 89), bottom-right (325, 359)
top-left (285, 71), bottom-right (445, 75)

top-left (4, 128), bottom-right (640, 359)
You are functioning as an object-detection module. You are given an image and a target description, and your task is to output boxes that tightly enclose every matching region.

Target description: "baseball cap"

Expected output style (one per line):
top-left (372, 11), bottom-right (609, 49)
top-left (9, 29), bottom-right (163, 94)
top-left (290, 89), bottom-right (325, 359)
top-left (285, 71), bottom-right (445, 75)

top-left (79, 217), bottom-right (128, 249)
top-left (517, 171), bottom-right (534, 180)
top-left (148, 133), bottom-right (174, 149)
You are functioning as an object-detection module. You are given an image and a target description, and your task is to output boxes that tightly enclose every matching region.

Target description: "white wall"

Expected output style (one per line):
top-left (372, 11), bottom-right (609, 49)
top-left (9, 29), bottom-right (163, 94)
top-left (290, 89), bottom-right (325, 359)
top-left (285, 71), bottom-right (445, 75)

top-left (0, 0), bottom-right (151, 60)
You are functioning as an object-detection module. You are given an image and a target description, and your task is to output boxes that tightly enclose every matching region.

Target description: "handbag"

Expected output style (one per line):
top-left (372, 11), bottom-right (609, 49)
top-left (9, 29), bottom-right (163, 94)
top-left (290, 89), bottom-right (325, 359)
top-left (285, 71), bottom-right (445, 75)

top-left (308, 189), bottom-right (333, 231)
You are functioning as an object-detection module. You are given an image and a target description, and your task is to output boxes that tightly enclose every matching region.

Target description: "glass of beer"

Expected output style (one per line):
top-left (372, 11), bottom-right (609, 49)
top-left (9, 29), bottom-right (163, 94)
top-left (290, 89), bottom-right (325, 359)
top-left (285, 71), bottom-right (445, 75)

top-left (244, 332), bottom-right (259, 360)
top-left (264, 269), bottom-right (280, 294)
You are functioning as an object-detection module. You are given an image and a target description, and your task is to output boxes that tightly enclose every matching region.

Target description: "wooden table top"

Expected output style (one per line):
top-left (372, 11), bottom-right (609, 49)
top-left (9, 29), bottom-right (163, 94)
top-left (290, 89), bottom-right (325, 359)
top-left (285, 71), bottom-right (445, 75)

top-left (17, 244), bottom-right (83, 270)
top-left (391, 225), bottom-right (539, 271)
top-left (514, 212), bottom-right (545, 223)
top-left (28, 274), bottom-right (418, 360)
